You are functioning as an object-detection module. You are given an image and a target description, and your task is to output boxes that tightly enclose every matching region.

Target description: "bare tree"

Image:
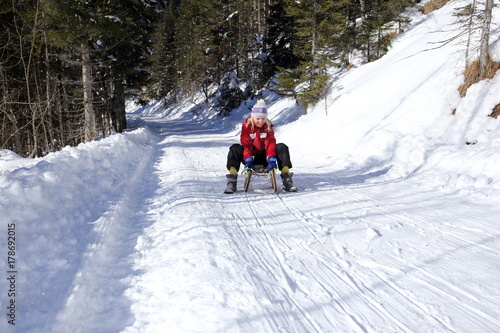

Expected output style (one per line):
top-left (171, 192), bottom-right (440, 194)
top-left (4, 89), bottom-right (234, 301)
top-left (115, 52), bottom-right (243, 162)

top-left (479, 0), bottom-right (493, 75)
top-left (81, 42), bottom-right (96, 142)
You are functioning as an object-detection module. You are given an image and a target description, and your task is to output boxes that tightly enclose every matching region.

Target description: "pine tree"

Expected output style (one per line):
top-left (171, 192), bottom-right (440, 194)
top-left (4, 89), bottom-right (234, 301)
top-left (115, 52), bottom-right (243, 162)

top-left (279, 0), bottom-right (350, 107)
top-left (359, 0), bottom-right (414, 61)
top-left (0, 0), bottom-right (160, 156)
top-left (45, 0), bottom-right (159, 140)
top-left (174, 0), bottom-right (216, 99)
top-left (264, 0), bottom-right (301, 77)
top-left (146, 1), bottom-right (180, 102)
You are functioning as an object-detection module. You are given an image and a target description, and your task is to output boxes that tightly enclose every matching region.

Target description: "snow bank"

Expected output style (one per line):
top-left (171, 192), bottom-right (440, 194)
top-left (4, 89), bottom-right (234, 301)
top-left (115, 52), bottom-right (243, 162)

top-left (275, 0), bottom-right (500, 195)
top-left (0, 127), bottom-right (157, 332)
top-left (490, 37), bottom-right (500, 62)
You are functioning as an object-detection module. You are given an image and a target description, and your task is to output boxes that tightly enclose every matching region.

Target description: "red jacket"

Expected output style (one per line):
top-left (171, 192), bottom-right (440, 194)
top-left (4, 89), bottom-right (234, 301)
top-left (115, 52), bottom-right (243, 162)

top-left (241, 117), bottom-right (276, 160)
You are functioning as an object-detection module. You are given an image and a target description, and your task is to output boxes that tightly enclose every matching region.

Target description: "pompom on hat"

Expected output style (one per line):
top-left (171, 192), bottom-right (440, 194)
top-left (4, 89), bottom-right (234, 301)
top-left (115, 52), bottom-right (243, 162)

top-left (251, 99), bottom-right (268, 118)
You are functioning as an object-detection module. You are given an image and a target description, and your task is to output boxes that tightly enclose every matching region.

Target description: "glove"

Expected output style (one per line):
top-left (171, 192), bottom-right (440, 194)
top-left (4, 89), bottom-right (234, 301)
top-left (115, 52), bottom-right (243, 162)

top-left (267, 157), bottom-right (277, 172)
top-left (244, 157), bottom-right (254, 170)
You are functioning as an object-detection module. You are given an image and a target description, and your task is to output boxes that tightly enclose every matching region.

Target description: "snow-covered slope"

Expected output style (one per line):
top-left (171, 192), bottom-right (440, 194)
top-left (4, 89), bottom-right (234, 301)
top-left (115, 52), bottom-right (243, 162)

top-left (1, 1), bottom-right (499, 332)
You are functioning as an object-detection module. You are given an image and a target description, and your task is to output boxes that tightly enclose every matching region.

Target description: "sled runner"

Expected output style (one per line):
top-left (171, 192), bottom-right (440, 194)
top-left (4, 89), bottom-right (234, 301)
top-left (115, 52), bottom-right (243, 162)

top-left (243, 165), bottom-right (278, 193)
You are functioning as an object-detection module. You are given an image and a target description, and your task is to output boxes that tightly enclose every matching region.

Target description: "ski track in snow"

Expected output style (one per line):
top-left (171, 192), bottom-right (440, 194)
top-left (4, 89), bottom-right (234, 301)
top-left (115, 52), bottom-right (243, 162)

top-left (74, 115), bottom-right (499, 333)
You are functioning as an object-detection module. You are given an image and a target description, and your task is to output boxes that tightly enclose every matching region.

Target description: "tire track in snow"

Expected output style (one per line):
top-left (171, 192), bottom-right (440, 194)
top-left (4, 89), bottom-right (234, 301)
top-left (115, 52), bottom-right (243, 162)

top-left (203, 187), bottom-right (358, 331)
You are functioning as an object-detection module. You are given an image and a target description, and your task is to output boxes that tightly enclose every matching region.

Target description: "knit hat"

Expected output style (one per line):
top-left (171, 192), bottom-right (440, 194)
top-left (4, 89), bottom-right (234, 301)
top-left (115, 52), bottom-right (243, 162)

top-left (251, 99), bottom-right (268, 118)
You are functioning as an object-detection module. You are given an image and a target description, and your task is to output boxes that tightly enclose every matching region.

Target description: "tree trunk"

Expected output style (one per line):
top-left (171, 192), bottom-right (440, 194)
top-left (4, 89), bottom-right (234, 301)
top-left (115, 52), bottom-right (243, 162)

top-left (111, 80), bottom-right (126, 133)
top-left (81, 42), bottom-right (96, 142)
top-left (360, 0), bottom-right (366, 23)
top-left (464, 0), bottom-right (477, 68)
top-left (479, 0), bottom-right (493, 75)
top-left (41, 0), bottom-right (55, 152)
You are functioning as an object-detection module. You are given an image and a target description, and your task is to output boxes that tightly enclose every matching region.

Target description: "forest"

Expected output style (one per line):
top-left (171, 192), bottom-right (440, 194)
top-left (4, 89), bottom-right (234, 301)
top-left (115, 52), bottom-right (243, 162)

top-left (0, 0), bottom-right (495, 157)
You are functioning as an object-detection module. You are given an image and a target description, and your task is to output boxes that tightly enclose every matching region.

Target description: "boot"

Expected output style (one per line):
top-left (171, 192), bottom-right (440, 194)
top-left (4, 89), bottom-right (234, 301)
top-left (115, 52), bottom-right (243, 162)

top-left (280, 173), bottom-right (297, 192)
top-left (224, 174), bottom-right (238, 194)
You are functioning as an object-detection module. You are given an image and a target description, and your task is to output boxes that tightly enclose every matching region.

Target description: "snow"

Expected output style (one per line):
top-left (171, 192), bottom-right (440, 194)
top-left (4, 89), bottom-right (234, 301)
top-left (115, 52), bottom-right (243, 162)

top-left (1, 1), bottom-right (500, 332)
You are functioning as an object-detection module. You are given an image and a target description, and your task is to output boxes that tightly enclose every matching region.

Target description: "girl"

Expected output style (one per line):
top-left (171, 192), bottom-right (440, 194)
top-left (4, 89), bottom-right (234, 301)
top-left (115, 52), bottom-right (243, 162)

top-left (224, 99), bottom-right (297, 193)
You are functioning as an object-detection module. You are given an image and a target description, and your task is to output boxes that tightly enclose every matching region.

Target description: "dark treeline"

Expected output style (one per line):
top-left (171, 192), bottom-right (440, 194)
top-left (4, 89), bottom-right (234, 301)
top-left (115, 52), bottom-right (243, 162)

top-left (0, 0), bottom-right (459, 157)
top-left (148, 0), bottom-right (419, 113)
top-left (1, 0), bottom-right (158, 157)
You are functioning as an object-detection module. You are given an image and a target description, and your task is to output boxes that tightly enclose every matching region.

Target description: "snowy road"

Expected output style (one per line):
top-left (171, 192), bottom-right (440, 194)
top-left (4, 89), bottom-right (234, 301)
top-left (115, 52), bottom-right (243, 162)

top-left (90, 116), bottom-right (499, 332)
top-left (1, 1), bottom-right (499, 331)
top-left (1, 108), bottom-right (498, 333)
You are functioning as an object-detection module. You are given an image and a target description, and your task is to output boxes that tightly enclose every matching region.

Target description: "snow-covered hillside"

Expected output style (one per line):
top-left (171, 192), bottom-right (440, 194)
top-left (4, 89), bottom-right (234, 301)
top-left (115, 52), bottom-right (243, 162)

top-left (1, 1), bottom-right (499, 332)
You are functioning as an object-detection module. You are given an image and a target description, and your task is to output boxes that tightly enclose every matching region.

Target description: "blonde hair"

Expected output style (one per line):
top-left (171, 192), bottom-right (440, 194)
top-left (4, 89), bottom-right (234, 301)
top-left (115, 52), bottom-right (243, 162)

top-left (245, 117), bottom-right (273, 131)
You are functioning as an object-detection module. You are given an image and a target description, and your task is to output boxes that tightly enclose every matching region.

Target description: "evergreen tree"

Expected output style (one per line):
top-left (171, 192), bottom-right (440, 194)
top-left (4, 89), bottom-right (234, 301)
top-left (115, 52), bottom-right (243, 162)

top-left (358, 0), bottom-right (414, 61)
top-left (0, 0), bottom-right (160, 156)
top-left (174, 0), bottom-right (216, 99)
top-left (45, 0), bottom-right (159, 139)
top-left (279, 0), bottom-right (350, 107)
top-left (147, 1), bottom-right (181, 102)
top-left (264, 0), bottom-right (301, 78)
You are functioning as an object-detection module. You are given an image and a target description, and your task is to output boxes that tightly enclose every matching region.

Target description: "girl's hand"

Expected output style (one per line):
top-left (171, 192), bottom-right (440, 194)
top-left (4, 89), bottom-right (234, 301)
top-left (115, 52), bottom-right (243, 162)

top-left (267, 157), bottom-right (277, 172)
top-left (244, 157), bottom-right (254, 170)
